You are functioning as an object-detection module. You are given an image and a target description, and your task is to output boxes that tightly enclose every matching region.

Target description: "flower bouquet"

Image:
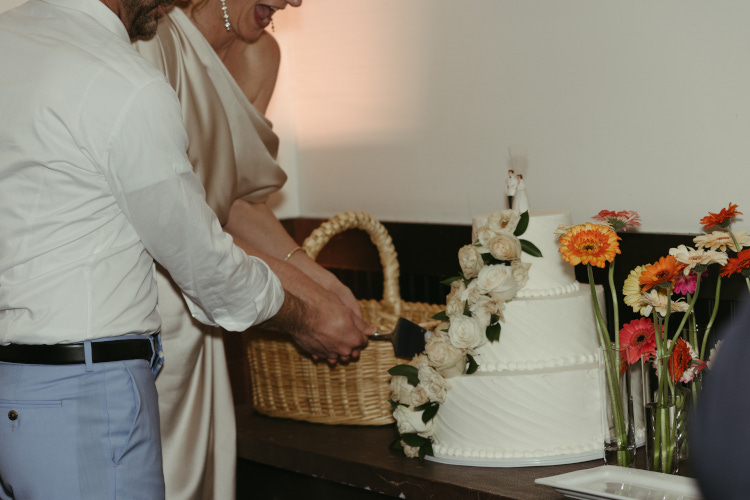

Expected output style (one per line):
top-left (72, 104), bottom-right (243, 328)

top-left (388, 210), bottom-right (541, 459)
top-left (623, 203), bottom-right (745, 473)
top-left (558, 205), bottom-right (745, 473)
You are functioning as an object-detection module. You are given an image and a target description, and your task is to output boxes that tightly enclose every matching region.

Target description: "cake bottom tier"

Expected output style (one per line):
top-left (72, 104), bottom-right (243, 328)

top-left (430, 361), bottom-right (605, 466)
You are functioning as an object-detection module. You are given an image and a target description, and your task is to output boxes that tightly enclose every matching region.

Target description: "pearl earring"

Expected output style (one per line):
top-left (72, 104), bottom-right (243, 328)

top-left (220, 0), bottom-right (230, 31)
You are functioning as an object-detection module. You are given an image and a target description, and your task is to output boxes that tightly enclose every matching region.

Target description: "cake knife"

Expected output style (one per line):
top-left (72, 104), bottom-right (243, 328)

top-left (370, 317), bottom-right (431, 358)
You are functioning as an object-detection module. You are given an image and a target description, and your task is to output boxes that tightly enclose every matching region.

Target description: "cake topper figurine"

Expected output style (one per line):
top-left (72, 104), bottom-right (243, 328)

top-left (512, 173), bottom-right (529, 213)
top-left (507, 145), bottom-right (529, 211)
top-left (506, 169), bottom-right (518, 209)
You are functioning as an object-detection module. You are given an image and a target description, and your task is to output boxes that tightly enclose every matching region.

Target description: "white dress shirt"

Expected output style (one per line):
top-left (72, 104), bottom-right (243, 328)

top-left (0, 0), bottom-right (284, 345)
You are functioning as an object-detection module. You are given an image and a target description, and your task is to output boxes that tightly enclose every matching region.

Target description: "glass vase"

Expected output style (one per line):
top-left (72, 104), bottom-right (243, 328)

top-left (601, 344), bottom-right (636, 467)
top-left (642, 355), bottom-right (690, 474)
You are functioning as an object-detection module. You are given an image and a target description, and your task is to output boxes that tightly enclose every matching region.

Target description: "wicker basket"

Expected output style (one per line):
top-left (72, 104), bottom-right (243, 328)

top-left (244, 211), bottom-right (443, 425)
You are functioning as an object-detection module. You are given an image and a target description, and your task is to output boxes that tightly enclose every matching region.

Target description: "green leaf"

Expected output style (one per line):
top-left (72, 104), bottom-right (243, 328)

top-left (390, 438), bottom-right (404, 450)
top-left (514, 211), bottom-right (530, 236)
top-left (466, 353), bottom-right (479, 374)
top-left (401, 433), bottom-right (430, 448)
top-left (490, 313), bottom-right (500, 325)
top-left (463, 301), bottom-right (472, 317)
top-left (486, 322), bottom-right (501, 342)
top-left (441, 275), bottom-right (463, 286)
top-left (388, 365), bottom-right (420, 386)
top-left (418, 441), bottom-right (434, 461)
top-left (520, 239), bottom-right (543, 258)
top-left (431, 310), bottom-right (449, 322)
top-left (421, 403), bottom-right (439, 423)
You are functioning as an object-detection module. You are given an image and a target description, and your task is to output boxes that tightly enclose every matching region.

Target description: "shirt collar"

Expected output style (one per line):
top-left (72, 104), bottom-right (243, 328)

top-left (40, 0), bottom-right (131, 43)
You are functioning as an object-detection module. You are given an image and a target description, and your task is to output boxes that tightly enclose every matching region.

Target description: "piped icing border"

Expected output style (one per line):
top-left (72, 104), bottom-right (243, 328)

top-left (515, 282), bottom-right (579, 298)
top-left (432, 439), bottom-right (602, 460)
top-left (475, 353), bottom-right (599, 373)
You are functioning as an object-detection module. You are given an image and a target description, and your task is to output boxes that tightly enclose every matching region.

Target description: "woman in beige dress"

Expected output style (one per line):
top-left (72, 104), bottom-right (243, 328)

top-left (134, 2), bottom-right (373, 498)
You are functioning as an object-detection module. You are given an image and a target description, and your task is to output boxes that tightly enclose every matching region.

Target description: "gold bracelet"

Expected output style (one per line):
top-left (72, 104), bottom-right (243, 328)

top-left (284, 246), bottom-right (304, 262)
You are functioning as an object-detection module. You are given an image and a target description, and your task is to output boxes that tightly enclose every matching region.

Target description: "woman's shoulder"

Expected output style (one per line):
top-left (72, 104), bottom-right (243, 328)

top-left (225, 32), bottom-right (281, 113)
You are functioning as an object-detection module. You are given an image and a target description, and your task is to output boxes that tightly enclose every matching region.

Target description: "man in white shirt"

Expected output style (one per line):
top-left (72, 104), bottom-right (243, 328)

top-left (0, 0), bottom-right (370, 497)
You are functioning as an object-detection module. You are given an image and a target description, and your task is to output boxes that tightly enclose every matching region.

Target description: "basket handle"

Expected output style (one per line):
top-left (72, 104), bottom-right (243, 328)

top-left (302, 211), bottom-right (401, 317)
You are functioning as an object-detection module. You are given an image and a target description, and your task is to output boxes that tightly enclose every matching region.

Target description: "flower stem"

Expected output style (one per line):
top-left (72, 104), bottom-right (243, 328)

top-left (588, 265), bottom-right (629, 466)
top-left (701, 276), bottom-right (722, 359)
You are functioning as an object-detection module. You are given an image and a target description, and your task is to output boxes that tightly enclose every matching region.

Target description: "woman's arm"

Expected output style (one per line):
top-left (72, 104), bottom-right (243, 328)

top-left (223, 199), bottom-right (362, 316)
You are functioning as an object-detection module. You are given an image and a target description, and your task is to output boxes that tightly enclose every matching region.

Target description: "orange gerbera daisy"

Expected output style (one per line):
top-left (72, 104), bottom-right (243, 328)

top-left (668, 338), bottom-right (693, 383)
top-left (638, 255), bottom-right (686, 291)
top-left (700, 203), bottom-right (742, 229)
top-left (720, 248), bottom-right (750, 278)
top-left (558, 223), bottom-right (621, 268)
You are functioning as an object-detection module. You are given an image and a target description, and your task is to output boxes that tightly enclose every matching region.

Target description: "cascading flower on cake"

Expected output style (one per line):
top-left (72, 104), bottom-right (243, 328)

top-left (388, 209), bottom-right (541, 460)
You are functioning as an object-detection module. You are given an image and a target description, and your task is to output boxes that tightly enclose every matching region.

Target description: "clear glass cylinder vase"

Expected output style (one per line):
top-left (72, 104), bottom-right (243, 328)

top-left (642, 354), bottom-right (690, 474)
top-left (601, 343), bottom-right (636, 467)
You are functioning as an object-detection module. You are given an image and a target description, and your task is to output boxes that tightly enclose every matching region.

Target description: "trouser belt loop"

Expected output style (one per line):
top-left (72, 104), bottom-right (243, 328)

top-left (84, 340), bottom-right (93, 372)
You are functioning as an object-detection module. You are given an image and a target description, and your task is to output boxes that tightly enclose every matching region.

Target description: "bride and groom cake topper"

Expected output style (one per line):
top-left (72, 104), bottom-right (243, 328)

top-left (505, 146), bottom-right (529, 213)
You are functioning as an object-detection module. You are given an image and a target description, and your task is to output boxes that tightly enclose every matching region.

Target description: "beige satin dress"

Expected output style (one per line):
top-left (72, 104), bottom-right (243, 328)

top-left (134, 9), bottom-right (286, 500)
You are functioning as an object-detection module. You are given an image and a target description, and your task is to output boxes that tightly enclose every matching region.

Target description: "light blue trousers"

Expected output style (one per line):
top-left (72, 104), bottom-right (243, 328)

top-left (0, 338), bottom-right (164, 500)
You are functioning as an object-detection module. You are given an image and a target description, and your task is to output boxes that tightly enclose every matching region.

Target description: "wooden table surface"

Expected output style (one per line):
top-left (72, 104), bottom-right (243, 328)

top-left (235, 404), bottom-right (611, 499)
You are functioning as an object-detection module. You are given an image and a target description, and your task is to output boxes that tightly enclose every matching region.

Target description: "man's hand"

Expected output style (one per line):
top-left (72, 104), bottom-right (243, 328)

top-left (260, 288), bottom-right (374, 364)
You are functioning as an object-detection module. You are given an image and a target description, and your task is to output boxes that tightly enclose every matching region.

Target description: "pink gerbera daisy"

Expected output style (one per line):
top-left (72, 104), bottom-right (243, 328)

top-left (673, 272), bottom-right (698, 295)
top-left (619, 318), bottom-right (657, 365)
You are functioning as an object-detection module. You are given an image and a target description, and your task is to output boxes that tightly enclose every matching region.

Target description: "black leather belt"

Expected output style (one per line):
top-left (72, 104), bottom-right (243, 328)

top-left (0, 339), bottom-right (154, 365)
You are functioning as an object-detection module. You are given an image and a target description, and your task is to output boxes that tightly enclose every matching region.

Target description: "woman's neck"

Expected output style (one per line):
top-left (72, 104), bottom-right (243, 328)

top-left (179, 2), bottom-right (236, 61)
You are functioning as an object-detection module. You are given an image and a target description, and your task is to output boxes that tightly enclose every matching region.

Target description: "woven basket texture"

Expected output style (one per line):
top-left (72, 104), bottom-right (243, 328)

top-left (244, 211), bottom-right (443, 425)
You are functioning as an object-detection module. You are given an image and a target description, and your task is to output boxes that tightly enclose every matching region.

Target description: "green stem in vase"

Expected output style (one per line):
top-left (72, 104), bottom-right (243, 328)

top-left (701, 276), bottom-right (722, 360)
top-left (587, 265), bottom-right (630, 466)
top-left (608, 260), bottom-right (620, 350)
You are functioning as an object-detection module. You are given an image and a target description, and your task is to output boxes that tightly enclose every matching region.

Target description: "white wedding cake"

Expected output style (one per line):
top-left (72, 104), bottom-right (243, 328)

top-left (428, 210), bottom-right (608, 466)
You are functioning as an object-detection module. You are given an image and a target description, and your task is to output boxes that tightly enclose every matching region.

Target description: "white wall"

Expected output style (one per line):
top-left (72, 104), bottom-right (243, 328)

top-left (270, 0), bottom-right (750, 233)
top-left (5, 0), bottom-right (749, 233)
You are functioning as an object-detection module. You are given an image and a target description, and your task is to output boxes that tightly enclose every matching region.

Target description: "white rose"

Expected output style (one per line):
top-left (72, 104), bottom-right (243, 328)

top-left (458, 244), bottom-right (485, 278)
top-left (446, 280), bottom-right (466, 304)
top-left (403, 442), bottom-right (421, 458)
top-left (475, 225), bottom-right (497, 248)
top-left (458, 280), bottom-right (480, 304)
top-left (448, 315), bottom-right (487, 350)
top-left (425, 335), bottom-right (466, 379)
top-left (415, 356), bottom-right (449, 403)
top-left (393, 405), bottom-right (435, 437)
top-left (390, 375), bottom-right (429, 407)
top-left (475, 264), bottom-right (517, 302)
top-left (469, 294), bottom-right (499, 328)
top-left (511, 260), bottom-right (532, 290)
top-left (445, 293), bottom-right (465, 319)
top-left (487, 210), bottom-right (521, 234)
top-left (487, 231), bottom-right (522, 262)
top-left (488, 295), bottom-right (507, 322)
top-left (433, 321), bottom-right (451, 338)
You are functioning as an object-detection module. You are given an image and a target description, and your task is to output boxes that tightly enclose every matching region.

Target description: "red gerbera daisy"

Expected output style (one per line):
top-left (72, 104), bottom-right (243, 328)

top-left (619, 318), bottom-right (657, 365)
top-left (720, 248), bottom-right (750, 278)
top-left (668, 338), bottom-right (693, 383)
top-left (700, 203), bottom-right (742, 230)
top-left (639, 255), bottom-right (686, 292)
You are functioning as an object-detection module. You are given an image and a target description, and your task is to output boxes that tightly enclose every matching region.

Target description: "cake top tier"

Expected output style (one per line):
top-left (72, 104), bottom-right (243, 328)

top-left (472, 210), bottom-right (578, 297)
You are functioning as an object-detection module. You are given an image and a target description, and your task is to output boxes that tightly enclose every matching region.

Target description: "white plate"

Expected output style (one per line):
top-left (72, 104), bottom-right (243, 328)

top-left (426, 449), bottom-right (603, 468)
top-left (535, 465), bottom-right (703, 500)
